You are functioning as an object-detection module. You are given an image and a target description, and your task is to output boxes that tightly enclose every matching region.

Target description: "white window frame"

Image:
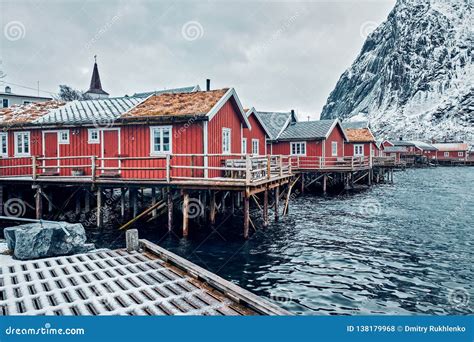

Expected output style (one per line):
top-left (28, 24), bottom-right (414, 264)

top-left (14, 131), bottom-right (30, 157)
top-left (222, 128), bottom-right (231, 155)
top-left (331, 141), bottom-right (338, 157)
top-left (252, 139), bottom-right (259, 155)
top-left (458, 152), bottom-right (464, 157)
top-left (354, 144), bottom-right (364, 157)
top-left (241, 137), bottom-right (247, 154)
top-left (0, 132), bottom-right (8, 156)
top-left (88, 128), bottom-right (100, 144)
top-left (444, 152), bottom-right (449, 157)
top-left (290, 141), bottom-right (306, 156)
top-left (150, 126), bottom-right (172, 155)
top-left (58, 130), bottom-right (70, 144)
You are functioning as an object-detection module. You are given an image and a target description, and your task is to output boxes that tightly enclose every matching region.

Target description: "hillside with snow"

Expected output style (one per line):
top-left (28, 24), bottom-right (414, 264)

top-left (321, 0), bottom-right (473, 143)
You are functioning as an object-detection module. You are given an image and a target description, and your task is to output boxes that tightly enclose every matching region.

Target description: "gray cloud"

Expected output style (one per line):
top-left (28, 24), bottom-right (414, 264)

top-left (0, 0), bottom-right (395, 119)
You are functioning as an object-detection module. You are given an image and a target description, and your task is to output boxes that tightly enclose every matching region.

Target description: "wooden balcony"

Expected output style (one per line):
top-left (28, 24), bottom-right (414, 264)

top-left (290, 156), bottom-right (372, 172)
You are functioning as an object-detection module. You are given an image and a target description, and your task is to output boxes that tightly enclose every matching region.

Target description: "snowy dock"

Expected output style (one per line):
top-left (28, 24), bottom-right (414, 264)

top-left (0, 239), bottom-right (289, 316)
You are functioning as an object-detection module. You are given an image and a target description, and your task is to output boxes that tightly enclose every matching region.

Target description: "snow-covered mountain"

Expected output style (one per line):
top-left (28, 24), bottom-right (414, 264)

top-left (321, 0), bottom-right (473, 143)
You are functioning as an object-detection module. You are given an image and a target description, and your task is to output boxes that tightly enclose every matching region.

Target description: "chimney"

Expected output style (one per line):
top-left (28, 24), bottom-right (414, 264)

top-left (399, 136), bottom-right (403, 141)
top-left (5, 86), bottom-right (11, 94)
top-left (206, 79), bottom-right (211, 91)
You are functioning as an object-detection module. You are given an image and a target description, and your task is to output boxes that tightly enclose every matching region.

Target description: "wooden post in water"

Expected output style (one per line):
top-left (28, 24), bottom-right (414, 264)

top-left (96, 187), bottom-right (103, 228)
top-left (368, 170), bottom-right (372, 186)
top-left (131, 188), bottom-right (138, 218)
top-left (182, 190), bottom-right (189, 237)
top-left (85, 190), bottom-right (90, 212)
top-left (75, 191), bottom-right (81, 215)
top-left (167, 187), bottom-right (173, 231)
top-left (300, 173), bottom-right (305, 194)
top-left (0, 186), bottom-right (3, 216)
top-left (221, 192), bottom-right (226, 213)
top-left (323, 174), bottom-right (327, 194)
top-left (35, 186), bottom-right (43, 220)
top-left (274, 186), bottom-right (280, 222)
top-left (243, 190), bottom-right (250, 239)
top-left (209, 191), bottom-right (216, 224)
top-left (151, 187), bottom-right (157, 217)
top-left (120, 188), bottom-right (126, 218)
top-left (263, 188), bottom-right (269, 228)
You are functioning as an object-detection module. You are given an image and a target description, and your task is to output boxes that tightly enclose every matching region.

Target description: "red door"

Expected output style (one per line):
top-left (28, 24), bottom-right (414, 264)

top-left (43, 132), bottom-right (58, 174)
top-left (102, 130), bottom-right (119, 174)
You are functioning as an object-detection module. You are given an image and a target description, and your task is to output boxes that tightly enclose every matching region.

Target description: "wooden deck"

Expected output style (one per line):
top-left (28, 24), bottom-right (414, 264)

top-left (291, 156), bottom-right (373, 172)
top-left (0, 239), bottom-right (290, 316)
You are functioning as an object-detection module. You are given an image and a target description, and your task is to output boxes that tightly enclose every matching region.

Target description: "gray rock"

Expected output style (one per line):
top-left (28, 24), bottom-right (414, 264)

top-left (3, 222), bottom-right (94, 260)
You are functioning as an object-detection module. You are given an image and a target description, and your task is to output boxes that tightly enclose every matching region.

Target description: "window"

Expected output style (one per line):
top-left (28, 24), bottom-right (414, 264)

top-left (0, 133), bottom-right (7, 156)
top-left (354, 144), bottom-right (364, 157)
top-left (2, 99), bottom-right (8, 108)
top-left (88, 129), bottom-right (99, 144)
top-left (444, 152), bottom-right (449, 157)
top-left (222, 128), bottom-right (231, 154)
top-left (58, 130), bottom-right (69, 144)
top-left (331, 141), bottom-right (338, 156)
top-left (241, 138), bottom-right (247, 154)
top-left (150, 126), bottom-right (172, 154)
top-left (252, 139), bottom-right (259, 155)
top-left (290, 142), bottom-right (306, 156)
top-left (458, 152), bottom-right (464, 157)
top-left (23, 101), bottom-right (31, 105)
top-left (14, 132), bottom-right (30, 156)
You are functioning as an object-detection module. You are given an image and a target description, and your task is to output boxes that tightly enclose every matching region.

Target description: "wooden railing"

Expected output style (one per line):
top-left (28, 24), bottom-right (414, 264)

top-left (373, 156), bottom-right (397, 167)
top-left (0, 154), bottom-right (292, 185)
top-left (290, 156), bottom-right (371, 171)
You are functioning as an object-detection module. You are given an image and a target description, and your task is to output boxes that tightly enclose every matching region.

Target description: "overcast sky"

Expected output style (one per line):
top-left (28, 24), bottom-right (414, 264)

top-left (0, 0), bottom-right (395, 119)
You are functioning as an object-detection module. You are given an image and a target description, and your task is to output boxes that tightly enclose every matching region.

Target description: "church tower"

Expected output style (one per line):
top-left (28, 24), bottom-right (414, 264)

top-left (85, 55), bottom-right (109, 99)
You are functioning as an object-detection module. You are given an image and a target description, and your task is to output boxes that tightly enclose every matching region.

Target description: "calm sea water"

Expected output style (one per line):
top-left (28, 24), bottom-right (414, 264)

top-left (74, 167), bottom-right (474, 315)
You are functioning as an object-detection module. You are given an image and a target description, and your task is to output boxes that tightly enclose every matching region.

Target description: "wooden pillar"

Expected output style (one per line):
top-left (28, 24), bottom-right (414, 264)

top-left (231, 191), bottom-right (235, 214)
top-left (300, 174), bottom-right (305, 194)
top-left (48, 191), bottom-right (53, 213)
top-left (263, 188), bottom-right (269, 228)
top-left (209, 191), bottom-right (216, 224)
top-left (0, 186), bottom-right (3, 216)
top-left (151, 187), bottom-right (157, 217)
top-left (182, 191), bottom-right (189, 237)
top-left (85, 190), bottom-right (90, 212)
top-left (120, 188), bottom-right (126, 218)
top-left (274, 186), bottom-right (280, 222)
top-left (35, 186), bottom-right (43, 220)
top-left (368, 170), bottom-right (372, 186)
top-left (167, 188), bottom-right (173, 231)
top-left (75, 190), bottom-right (81, 215)
top-left (96, 188), bottom-right (103, 228)
top-left (323, 174), bottom-right (327, 194)
top-left (243, 190), bottom-right (250, 239)
top-left (220, 192), bottom-right (226, 213)
top-left (131, 188), bottom-right (138, 218)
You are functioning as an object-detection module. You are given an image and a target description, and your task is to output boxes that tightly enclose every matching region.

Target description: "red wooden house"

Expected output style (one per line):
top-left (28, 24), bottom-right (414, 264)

top-left (342, 122), bottom-right (377, 160)
top-left (0, 88), bottom-right (252, 180)
top-left (432, 142), bottom-right (469, 161)
top-left (242, 107), bottom-right (271, 155)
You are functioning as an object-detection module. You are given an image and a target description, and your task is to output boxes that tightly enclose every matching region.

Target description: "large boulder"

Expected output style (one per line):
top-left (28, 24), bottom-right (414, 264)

top-left (3, 222), bottom-right (94, 260)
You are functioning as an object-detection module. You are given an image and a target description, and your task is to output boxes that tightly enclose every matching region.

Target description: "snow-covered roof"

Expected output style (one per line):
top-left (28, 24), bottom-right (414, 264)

top-left (409, 141), bottom-right (438, 151)
top-left (384, 146), bottom-right (407, 153)
top-left (34, 96), bottom-right (144, 126)
top-left (431, 142), bottom-right (469, 152)
top-left (0, 101), bottom-right (65, 126)
top-left (132, 85), bottom-right (200, 98)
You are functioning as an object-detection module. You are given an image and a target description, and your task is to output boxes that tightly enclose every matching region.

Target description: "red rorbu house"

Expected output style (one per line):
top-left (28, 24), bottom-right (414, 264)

top-left (382, 146), bottom-right (406, 164)
top-left (254, 111), bottom-right (348, 170)
top-left (0, 88), bottom-right (253, 181)
top-left (242, 107), bottom-right (271, 155)
top-left (431, 142), bottom-right (469, 162)
top-left (342, 122), bottom-right (377, 160)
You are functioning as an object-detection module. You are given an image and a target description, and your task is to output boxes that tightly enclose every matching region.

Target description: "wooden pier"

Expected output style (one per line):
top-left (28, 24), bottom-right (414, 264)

top-left (0, 235), bottom-right (290, 316)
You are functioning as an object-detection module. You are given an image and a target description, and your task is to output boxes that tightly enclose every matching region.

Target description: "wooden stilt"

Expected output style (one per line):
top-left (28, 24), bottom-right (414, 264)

top-left (263, 188), bottom-right (269, 228)
top-left (132, 188), bottom-right (138, 218)
top-left (209, 191), bottom-right (216, 224)
top-left (301, 174), bottom-right (305, 194)
top-left (120, 188), bottom-right (126, 218)
top-left (243, 190), bottom-right (250, 239)
top-left (48, 191), bottom-right (53, 213)
top-left (323, 174), bottom-right (327, 194)
top-left (151, 187), bottom-right (157, 217)
top-left (96, 188), bottom-right (103, 228)
top-left (75, 191), bottom-right (81, 215)
top-left (274, 187), bottom-right (280, 222)
top-left (85, 190), bottom-right (90, 212)
top-left (220, 192), bottom-right (226, 213)
top-left (167, 188), bottom-right (173, 231)
top-left (0, 186), bottom-right (3, 216)
top-left (182, 191), bottom-right (189, 237)
top-left (368, 170), bottom-right (372, 185)
top-left (231, 192), bottom-right (235, 214)
top-left (35, 186), bottom-right (43, 220)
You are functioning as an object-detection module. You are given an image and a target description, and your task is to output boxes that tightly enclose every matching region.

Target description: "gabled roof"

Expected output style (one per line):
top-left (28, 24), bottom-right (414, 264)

top-left (85, 62), bottom-right (109, 96)
top-left (410, 141), bottom-right (437, 151)
top-left (278, 119), bottom-right (348, 141)
top-left (393, 140), bottom-right (417, 147)
top-left (34, 97), bottom-right (143, 126)
top-left (252, 111), bottom-right (295, 140)
top-left (0, 101), bottom-right (65, 126)
top-left (342, 121), bottom-right (369, 129)
top-left (245, 107), bottom-right (272, 138)
top-left (121, 88), bottom-right (251, 128)
top-left (344, 127), bottom-right (375, 143)
top-left (132, 85), bottom-right (201, 98)
top-left (432, 142), bottom-right (469, 151)
top-left (384, 146), bottom-right (407, 153)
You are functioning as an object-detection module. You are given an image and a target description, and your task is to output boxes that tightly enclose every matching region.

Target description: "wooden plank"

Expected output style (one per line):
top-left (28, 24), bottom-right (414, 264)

top-left (243, 192), bottom-right (250, 239)
top-left (182, 191), bottom-right (189, 237)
